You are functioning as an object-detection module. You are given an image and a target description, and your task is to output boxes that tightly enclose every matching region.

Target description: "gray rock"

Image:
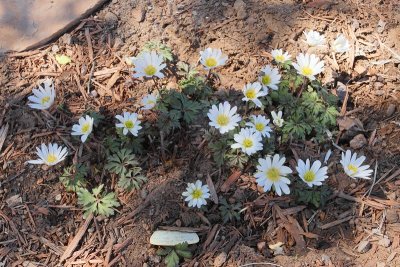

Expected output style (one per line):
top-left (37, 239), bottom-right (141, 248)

top-left (105, 11), bottom-right (118, 26)
top-left (386, 104), bottom-right (396, 117)
top-left (233, 0), bottom-right (247, 19)
top-left (350, 134), bottom-right (367, 149)
top-left (378, 237), bottom-right (391, 248)
top-left (357, 240), bottom-right (371, 253)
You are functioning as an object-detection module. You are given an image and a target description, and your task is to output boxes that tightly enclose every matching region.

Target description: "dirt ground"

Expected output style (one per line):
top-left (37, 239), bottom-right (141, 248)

top-left (1, 0), bottom-right (400, 266)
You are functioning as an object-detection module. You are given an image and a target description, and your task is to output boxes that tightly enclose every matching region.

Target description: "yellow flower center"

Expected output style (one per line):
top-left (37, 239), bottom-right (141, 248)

top-left (262, 75), bottom-right (271, 85)
top-left (81, 123), bottom-right (91, 134)
top-left (255, 122), bottom-right (265, 132)
top-left (216, 114), bottom-right (229, 126)
top-left (191, 189), bottom-right (203, 199)
top-left (46, 154), bottom-right (57, 164)
top-left (144, 65), bottom-right (157, 76)
top-left (243, 138), bottom-right (253, 148)
top-left (304, 170), bottom-right (316, 182)
top-left (245, 88), bottom-right (256, 99)
top-left (275, 55), bottom-right (285, 62)
top-left (348, 164), bottom-right (358, 174)
top-left (266, 167), bottom-right (280, 182)
top-left (301, 66), bottom-right (313, 76)
top-left (205, 57), bottom-right (217, 68)
top-left (41, 96), bottom-right (50, 105)
top-left (124, 120), bottom-right (134, 129)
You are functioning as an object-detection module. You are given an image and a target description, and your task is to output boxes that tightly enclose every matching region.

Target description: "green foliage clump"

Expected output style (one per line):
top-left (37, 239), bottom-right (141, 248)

top-left (293, 182), bottom-right (331, 208)
top-left (177, 62), bottom-right (213, 100)
top-left (77, 184), bottom-right (120, 218)
top-left (155, 90), bottom-right (204, 134)
top-left (219, 198), bottom-right (242, 223)
top-left (272, 73), bottom-right (339, 141)
top-left (105, 149), bottom-right (147, 191)
top-left (59, 163), bottom-right (88, 192)
top-left (142, 41), bottom-right (173, 61)
top-left (157, 242), bottom-right (192, 267)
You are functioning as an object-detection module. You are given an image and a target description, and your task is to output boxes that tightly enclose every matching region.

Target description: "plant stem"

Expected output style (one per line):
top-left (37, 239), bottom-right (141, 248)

top-left (159, 130), bottom-right (166, 163)
top-left (297, 76), bottom-right (308, 98)
top-left (152, 77), bottom-right (158, 90)
top-left (206, 69), bottom-right (212, 83)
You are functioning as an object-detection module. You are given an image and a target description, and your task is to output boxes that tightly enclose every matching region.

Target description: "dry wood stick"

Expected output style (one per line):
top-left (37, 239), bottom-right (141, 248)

top-left (60, 213), bottom-right (93, 263)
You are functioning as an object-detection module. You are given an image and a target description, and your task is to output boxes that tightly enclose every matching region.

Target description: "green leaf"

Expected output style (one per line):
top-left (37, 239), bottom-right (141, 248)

top-left (77, 185), bottom-right (120, 218)
top-left (59, 164), bottom-right (88, 192)
top-left (165, 250), bottom-right (180, 267)
top-left (55, 54), bottom-right (72, 65)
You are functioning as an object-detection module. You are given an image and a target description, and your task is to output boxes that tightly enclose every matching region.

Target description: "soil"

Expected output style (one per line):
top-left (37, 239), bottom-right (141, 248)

top-left (1, 0), bottom-right (400, 266)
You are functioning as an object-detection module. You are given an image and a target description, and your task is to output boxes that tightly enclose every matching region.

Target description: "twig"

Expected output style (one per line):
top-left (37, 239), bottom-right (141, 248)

top-left (59, 214), bottom-right (93, 263)
top-left (364, 161), bottom-right (378, 197)
top-left (159, 130), bottom-right (167, 162)
top-left (318, 216), bottom-right (353, 230)
top-left (85, 28), bottom-right (94, 61)
top-left (88, 61), bottom-right (96, 94)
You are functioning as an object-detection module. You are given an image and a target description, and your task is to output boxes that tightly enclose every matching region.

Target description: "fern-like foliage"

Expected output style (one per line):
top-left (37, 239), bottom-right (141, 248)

top-left (77, 184), bottom-right (120, 218)
top-left (142, 41), bottom-right (173, 61)
top-left (157, 242), bottom-right (192, 267)
top-left (105, 149), bottom-right (147, 191)
top-left (59, 164), bottom-right (88, 192)
top-left (219, 198), bottom-right (242, 223)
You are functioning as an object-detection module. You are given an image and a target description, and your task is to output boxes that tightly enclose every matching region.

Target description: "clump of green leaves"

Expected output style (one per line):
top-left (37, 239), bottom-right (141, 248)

top-left (105, 149), bottom-right (147, 191)
top-left (77, 184), bottom-right (120, 218)
top-left (143, 41), bottom-right (173, 61)
top-left (157, 242), bottom-right (192, 267)
top-left (59, 163), bottom-right (88, 192)
top-left (219, 198), bottom-right (242, 223)
top-left (293, 182), bottom-right (331, 208)
top-left (155, 90), bottom-right (204, 134)
top-left (272, 72), bottom-right (339, 141)
top-left (177, 62), bottom-right (213, 100)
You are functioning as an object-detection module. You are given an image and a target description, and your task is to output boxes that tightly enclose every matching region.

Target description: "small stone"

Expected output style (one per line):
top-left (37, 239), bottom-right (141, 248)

top-left (104, 12), bottom-right (118, 26)
top-left (6, 195), bottom-right (22, 208)
top-left (233, 0), bottom-right (248, 19)
top-left (376, 262), bottom-right (385, 267)
top-left (257, 241), bottom-right (266, 251)
top-left (142, 264), bottom-right (148, 267)
top-left (321, 254), bottom-right (330, 264)
top-left (350, 134), bottom-right (367, 149)
top-left (386, 209), bottom-right (399, 223)
top-left (374, 90), bottom-right (385, 96)
top-left (133, 7), bottom-right (146, 22)
top-left (51, 45), bottom-right (59, 53)
top-left (386, 104), bottom-right (396, 117)
top-left (378, 237), bottom-right (391, 248)
top-left (113, 37), bottom-right (124, 50)
top-left (150, 231), bottom-right (199, 246)
top-left (90, 90), bottom-right (98, 98)
top-left (60, 33), bottom-right (73, 45)
top-left (374, 82), bottom-right (384, 90)
top-left (337, 82), bottom-right (347, 102)
top-left (213, 252), bottom-right (227, 267)
top-left (357, 240), bottom-right (371, 253)
top-left (55, 194), bottom-right (62, 201)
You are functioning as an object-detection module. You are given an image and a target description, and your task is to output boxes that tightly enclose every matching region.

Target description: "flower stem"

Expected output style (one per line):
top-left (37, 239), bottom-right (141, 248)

top-left (297, 76), bottom-right (308, 98)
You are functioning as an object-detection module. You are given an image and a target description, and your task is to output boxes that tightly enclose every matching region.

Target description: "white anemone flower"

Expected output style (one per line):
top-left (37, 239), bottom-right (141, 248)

top-left (271, 111), bottom-right (284, 128)
top-left (182, 180), bottom-right (210, 208)
top-left (255, 154), bottom-right (293, 196)
top-left (71, 115), bottom-right (94, 143)
top-left (132, 51), bottom-right (166, 79)
top-left (332, 34), bottom-right (350, 53)
top-left (199, 48), bottom-right (228, 70)
top-left (296, 159), bottom-right (328, 187)
top-left (207, 102), bottom-right (241, 134)
top-left (340, 150), bottom-right (373, 179)
top-left (271, 49), bottom-right (291, 64)
top-left (27, 143), bottom-right (67, 166)
top-left (231, 128), bottom-right (263, 156)
top-left (115, 112), bottom-right (142, 136)
top-left (246, 115), bottom-right (272, 138)
top-left (141, 92), bottom-right (159, 110)
top-left (303, 30), bottom-right (326, 47)
top-left (259, 65), bottom-right (281, 93)
top-left (28, 79), bottom-right (55, 110)
top-left (292, 53), bottom-right (324, 81)
top-left (242, 82), bottom-right (267, 108)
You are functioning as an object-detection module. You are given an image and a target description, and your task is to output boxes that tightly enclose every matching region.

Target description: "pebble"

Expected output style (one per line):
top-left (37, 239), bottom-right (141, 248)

top-left (357, 240), bottom-right (371, 253)
top-left (376, 262), bottom-right (385, 267)
top-left (150, 230), bottom-right (199, 246)
top-left (386, 209), bottom-right (399, 223)
top-left (213, 252), bottom-right (227, 267)
top-left (321, 254), bottom-right (331, 264)
top-left (378, 237), bottom-right (391, 247)
top-left (51, 44), bottom-right (59, 53)
top-left (386, 104), bottom-right (396, 117)
top-left (55, 194), bottom-right (62, 201)
top-left (113, 37), bottom-right (124, 50)
top-left (90, 90), bottom-right (98, 98)
top-left (105, 11), bottom-right (119, 26)
top-left (374, 82), bottom-right (384, 90)
top-left (233, 0), bottom-right (248, 19)
top-left (350, 134), bottom-right (367, 149)
top-left (133, 7), bottom-right (146, 22)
